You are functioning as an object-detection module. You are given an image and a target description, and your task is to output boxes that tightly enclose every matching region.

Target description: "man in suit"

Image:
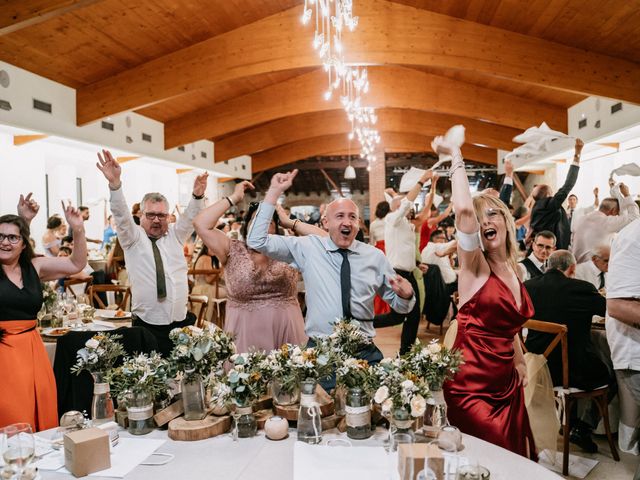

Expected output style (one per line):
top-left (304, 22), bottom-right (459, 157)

top-left (525, 250), bottom-right (612, 453)
top-left (518, 230), bottom-right (556, 281)
top-left (529, 139), bottom-right (583, 249)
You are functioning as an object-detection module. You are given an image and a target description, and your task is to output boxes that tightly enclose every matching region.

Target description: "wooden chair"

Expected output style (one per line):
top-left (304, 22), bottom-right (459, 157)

top-left (188, 295), bottom-right (209, 328)
top-left (63, 277), bottom-right (93, 298)
top-left (522, 319), bottom-right (619, 475)
top-left (88, 284), bottom-right (131, 310)
top-left (188, 269), bottom-right (227, 328)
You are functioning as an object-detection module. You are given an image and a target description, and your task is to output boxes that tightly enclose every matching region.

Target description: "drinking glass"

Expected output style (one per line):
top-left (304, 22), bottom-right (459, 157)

top-left (427, 439), bottom-right (460, 480)
top-left (1, 423), bottom-right (35, 478)
top-left (388, 432), bottom-right (414, 480)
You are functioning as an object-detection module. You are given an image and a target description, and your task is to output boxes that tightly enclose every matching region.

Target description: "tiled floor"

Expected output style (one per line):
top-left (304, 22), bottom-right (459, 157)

top-left (374, 322), bottom-right (639, 479)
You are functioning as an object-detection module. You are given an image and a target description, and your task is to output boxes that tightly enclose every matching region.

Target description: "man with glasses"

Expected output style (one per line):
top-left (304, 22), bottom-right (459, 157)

top-left (518, 230), bottom-right (556, 281)
top-left (96, 149), bottom-right (208, 355)
top-left (575, 244), bottom-right (610, 291)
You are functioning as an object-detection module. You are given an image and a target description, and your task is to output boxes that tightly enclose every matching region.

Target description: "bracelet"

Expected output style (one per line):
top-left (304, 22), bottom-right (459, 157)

top-left (291, 219), bottom-right (300, 232)
top-left (449, 162), bottom-right (466, 176)
top-left (417, 181), bottom-right (425, 187)
top-left (224, 196), bottom-right (234, 207)
top-left (192, 193), bottom-right (204, 200)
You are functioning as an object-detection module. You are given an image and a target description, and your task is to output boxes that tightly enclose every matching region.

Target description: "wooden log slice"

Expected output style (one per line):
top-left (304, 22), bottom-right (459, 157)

top-left (153, 398), bottom-right (184, 427)
top-left (273, 404), bottom-right (298, 422)
top-left (254, 409), bottom-right (275, 430)
top-left (168, 415), bottom-right (231, 441)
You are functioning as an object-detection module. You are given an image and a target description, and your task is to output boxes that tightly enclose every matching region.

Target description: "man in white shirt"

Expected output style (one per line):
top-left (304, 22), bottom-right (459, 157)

top-left (421, 229), bottom-right (457, 286)
top-left (567, 188), bottom-right (599, 232)
top-left (571, 183), bottom-right (639, 263)
top-left (518, 231), bottom-right (556, 281)
top-left (606, 218), bottom-right (640, 460)
top-left (97, 149), bottom-right (207, 355)
top-left (378, 169), bottom-right (432, 354)
top-left (575, 244), bottom-right (609, 291)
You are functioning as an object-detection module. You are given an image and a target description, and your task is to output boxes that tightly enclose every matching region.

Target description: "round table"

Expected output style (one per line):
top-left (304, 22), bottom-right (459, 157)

top-left (39, 427), bottom-right (563, 480)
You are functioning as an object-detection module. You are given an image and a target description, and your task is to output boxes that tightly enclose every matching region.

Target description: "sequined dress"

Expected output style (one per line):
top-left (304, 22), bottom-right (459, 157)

top-left (224, 240), bottom-right (306, 353)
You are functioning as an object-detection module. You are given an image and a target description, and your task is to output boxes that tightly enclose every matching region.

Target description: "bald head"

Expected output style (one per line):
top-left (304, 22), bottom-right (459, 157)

top-left (323, 198), bottom-right (360, 248)
top-left (325, 198), bottom-right (360, 219)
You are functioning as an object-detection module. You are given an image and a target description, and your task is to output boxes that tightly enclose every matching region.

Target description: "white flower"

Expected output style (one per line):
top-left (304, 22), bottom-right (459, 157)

top-left (230, 354), bottom-right (239, 362)
top-left (401, 379), bottom-right (414, 390)
top-left (374, 386), bottom-right (389, 403)
top-left (410, 394), bottom-right (427, 417)
top-left (428, 343), bottom-right (442, 355)
top-left (380, 357), bottom-right (393, 365)
top-left (381, 398), bottom-right (393, 413)
top-left (85, 338), bottom-right (99, 349)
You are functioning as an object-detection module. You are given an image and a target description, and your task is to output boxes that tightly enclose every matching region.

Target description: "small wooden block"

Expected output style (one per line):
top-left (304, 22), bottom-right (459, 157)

top-left (336, 416), bottom-right (347, 433)
top-left (168, 415), bottom-right (231, 441)
top-left (321, 414), bottom-right (341, 431)
top-left (273, 404), bottom-right (298, 421)
top-left (254, 396), bottom-right (273, 411)
top-left (153, 398), bottom-right (184, 427)
top-left (254, 409), bottom-right (274, 430)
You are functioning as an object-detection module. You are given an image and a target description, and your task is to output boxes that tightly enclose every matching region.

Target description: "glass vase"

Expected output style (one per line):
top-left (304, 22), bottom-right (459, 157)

top-left (90, 372), bottom-right (115, 425)
top-left (390, 407), bottom-right (415, 441)
top-left (297, 379), bottom-right (322, 444)
top-left (423, 389), bottom-right (448, 437)
top-left (233, 405), bottom-right (257, 438)
top-left (125, 390), bottom-right (155, 435)
top-left (271, 378), bottom-right (300, 406)
top-left (345, 387), bottom-right (372, 439)
top-left (181, 374), bottom-right (207, 421)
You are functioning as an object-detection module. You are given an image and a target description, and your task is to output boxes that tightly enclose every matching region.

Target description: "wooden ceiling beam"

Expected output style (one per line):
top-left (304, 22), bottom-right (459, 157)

top-left (252, 133), bottom-right (497, 172)
top-left (76, 0), bottom-right (640, 124)
top-left (214, 108), bottom-right (520, 162)
top-left (166, 66), bottom-right (564, 149)
top-left (1, 0), bottom-right (101, 35)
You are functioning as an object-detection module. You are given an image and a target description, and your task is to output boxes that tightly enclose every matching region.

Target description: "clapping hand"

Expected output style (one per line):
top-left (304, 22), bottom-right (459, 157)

top-left (17, 193), bottom-right (40, 222)
top-left (230, 180), bottom-right (255, 204)
top-left (269, 170), bottom-right (298, 194)
top-left (389, 274), bottom-right (414, 300)
top-left (62, 201), bottom-right (84, 231)
top-left (192, 172), bottom-right (209, 197)
top-left (96, 150), bottom-right (122, 189)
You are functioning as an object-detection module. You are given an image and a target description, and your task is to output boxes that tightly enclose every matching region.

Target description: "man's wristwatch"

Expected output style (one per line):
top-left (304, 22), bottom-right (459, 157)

top-left (192, 193), bottom-right (205, 200)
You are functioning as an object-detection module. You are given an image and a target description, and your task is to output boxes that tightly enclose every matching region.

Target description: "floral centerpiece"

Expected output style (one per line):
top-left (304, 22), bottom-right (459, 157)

top-left (402, 339), bottom-right (464, 390)
top-left (326, 318), bottom-right (372, 358)
top-left (70, 333), bottom-right (125, 375)
top-left (335, 357), bottom-right (373, 391)
top-left (42, 282), bottom-right (57, 310)
top-left (108, 352), bottom-right (171, 403)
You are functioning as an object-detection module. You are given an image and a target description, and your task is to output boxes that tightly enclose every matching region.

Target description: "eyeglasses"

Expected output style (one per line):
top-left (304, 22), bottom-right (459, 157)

top-left (534, 243), bottom-right (554, 251)
top-left (0, 233), bottom-right (21, 244)
top-left (144, 212), bottom-right (168, 221)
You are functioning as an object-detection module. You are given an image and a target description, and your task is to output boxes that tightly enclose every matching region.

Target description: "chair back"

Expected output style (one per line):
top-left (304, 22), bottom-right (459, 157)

top-left (63, 277), bottom-right (93, 298)
top-left (88, 284), bottom-right (131, 310)
top-left (522, 319), bottom-right (569, 389)
top-left (188, 295), bottom-right (209, 328)
top-left (188, 268), bottom-right (224, 297)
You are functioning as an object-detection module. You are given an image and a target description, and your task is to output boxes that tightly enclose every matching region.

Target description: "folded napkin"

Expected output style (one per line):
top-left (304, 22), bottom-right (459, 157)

top-left (93, 319), bottom-right (117, 329)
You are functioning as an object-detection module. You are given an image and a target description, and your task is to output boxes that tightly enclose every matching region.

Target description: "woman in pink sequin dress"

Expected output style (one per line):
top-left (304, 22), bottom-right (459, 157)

top-left (194, 181), bottom-right (322, 353)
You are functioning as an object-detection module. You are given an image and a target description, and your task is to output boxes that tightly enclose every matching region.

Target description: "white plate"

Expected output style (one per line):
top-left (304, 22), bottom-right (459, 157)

top-left (41, 327), bottom-right (72, 337)
top-left (95, 309), bottom-right (132, 319)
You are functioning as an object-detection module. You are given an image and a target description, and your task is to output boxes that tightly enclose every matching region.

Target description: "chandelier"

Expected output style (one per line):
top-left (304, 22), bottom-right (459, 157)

top-left (301, 0), bottom-right (380, 171)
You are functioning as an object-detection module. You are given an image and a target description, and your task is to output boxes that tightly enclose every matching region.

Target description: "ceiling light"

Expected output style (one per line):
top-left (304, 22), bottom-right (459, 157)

top-left (344, 164), bottom-right (356, 179)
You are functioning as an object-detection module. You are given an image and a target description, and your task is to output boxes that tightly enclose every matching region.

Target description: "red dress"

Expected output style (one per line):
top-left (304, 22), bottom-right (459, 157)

top-left (444, 272), bottom-right (536, 459)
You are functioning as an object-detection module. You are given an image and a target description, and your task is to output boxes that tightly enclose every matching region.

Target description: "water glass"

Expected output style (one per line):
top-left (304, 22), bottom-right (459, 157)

top-left (1, 423), bottom-right (35, 478)
top-left (388, 432), bottom-right (414, 480)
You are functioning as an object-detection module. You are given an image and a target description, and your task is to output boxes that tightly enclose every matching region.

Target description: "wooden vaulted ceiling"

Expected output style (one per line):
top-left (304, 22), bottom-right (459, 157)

top-left (1, 0), bottom-right (639, 174)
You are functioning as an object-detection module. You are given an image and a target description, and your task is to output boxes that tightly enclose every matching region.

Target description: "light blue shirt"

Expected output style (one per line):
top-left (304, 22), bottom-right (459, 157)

top-left (247, 202), bottom-right (415, 338)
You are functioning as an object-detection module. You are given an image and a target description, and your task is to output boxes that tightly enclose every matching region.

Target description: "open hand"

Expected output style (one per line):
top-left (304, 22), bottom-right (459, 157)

top-left (389, 274), bottom-right (414, 300)
top-left (505, 158), bottom-right (514, 177)
top-left (192, 172), bottom-right (209, 197)
top-left (620, 182), bottom-right (630, 197)
top-left (269, 170), bottom-right (298, 194)
top-left (574, 138), bottom-right (584, 155)
top-left (593, 187), bottom-right (599, 197)
top-left (96, 150), bottom-right (122, 189)
top-left (17, 193), bottom-right (40, 222)
top-left (62, 201), bottom-right (84, 231)
top-left (231, 180), bottom-right (255, 204)
top-left (516, 362), bottom-right (528, 388)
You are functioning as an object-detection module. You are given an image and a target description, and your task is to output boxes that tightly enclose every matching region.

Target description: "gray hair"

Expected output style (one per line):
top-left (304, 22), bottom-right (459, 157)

top-left (590, 244), bottom-right (610, 258)
top-left (547, 250), bottom-right (576, 272)
top-left (140, 192), bottom-right (169, 212)
top-left (599, 198), bottom-right (619, 215)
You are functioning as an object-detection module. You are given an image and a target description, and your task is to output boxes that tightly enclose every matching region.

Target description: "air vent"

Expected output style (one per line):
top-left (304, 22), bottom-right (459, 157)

top-left (126, 136), bottom-right (133, 144)
top-left (224, 160), bottom-right (229, 165)
top-left (178, 146), bottom-right (185, 152)
top-left (611, 102), bottom-right (623, 114)
top-left (241, 165), bottom-right (246, 170)
top-left (0, 99), bottom-right (11, 111)
top-left (142, 133), bottom-right (152, 142)
top-left (578, 118), bottom-right (587, 129)
top-left (200, 151), bottom-right (207, 158)
top-left (101, 121), bottom-right (114, 131)
top-left (191, 154), bottom-right (196, 160)
top-left (595, 120), bottom-right (601, 129)
top-left (33, 98), bottom-right (52, 113)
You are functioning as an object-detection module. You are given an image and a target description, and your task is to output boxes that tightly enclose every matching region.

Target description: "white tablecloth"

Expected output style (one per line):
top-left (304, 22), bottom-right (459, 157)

top-left (38, 427), bottom-right (563, 480)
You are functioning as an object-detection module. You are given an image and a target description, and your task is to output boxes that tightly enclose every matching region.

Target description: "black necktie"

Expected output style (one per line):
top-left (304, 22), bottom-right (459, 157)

top-left (150, 237), bottom-right (167, 299)
top-left (338, 249), bottom-right (352, 319)
top-left (598, 272), bottom-right (605, 290)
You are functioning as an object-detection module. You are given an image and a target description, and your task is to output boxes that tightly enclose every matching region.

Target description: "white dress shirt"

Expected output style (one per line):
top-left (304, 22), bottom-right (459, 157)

top-left (421, 241), bottom-right (457, 284)
top-left (606, 218), bottom-right (640, 371)
top-left (518, 252), bottom-right (545, 282)
top-left (571, 196), bottom-right (640, 263)
top-left (574, 260), bottom-right (605, 290)
top-left (109, 187), bottom-right (203, 325)
top-left (369, 218), bottom-right (386, 245)
top-left (384, 198), bottom-right (416, 272)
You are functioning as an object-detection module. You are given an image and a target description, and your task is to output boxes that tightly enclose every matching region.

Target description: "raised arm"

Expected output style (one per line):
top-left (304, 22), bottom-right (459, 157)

top-left (17, 193), bottom-right (40, 226)
top-left (34, 202), bottom-right (87, 281)
top-left (276, 203), bottom-right (327, 237)
top-left (549, 139), bottom-right (583, 209)
top-left (174, 172), bottom-right (208, 242)
top-left (499, 159), bottom-right (514, 206)
top-left (193, 181), bottom-right (253, 265)
top-left (427, 203), bottom-right (453, 228)
top-left (96, 149), bottom-right (139, 249)
top-left (415, 175), bottom-right (438, 224)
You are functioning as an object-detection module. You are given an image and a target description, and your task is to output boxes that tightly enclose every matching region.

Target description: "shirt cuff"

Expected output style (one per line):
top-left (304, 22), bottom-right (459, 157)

top-left (571, 161), bottom-right (580, 167)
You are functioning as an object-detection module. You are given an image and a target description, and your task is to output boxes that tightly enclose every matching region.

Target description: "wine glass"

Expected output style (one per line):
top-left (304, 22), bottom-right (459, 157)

top-left (1, 423), bottom-right (35, 478)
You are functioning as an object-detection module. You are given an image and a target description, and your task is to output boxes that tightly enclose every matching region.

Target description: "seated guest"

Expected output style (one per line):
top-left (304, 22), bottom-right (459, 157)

top-left (1, 198), bottom-right (87, 430)
top-left (525, 250), bottom-right (611, 453)
top-left (518, 230), bottom-right (556, 281)
top-left (96, 150), bottom-right (207, 355)
top-left (575, 244), bottom-right (609, 291)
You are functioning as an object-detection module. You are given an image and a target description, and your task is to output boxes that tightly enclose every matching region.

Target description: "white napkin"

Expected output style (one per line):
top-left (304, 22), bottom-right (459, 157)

top-left (433, 125), bottom-right (466, 168)
top-left (399, 167), bottom-right (431, 193)
top-left (293, 443), bottom-right (389, 480)
top-left (92, 319), bottom-right (117, 329)
top-left (611, 162), bottom-right (640, 177)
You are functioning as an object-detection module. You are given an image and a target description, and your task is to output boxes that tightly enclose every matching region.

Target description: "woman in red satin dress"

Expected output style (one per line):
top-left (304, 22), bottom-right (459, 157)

top-left (432, 138), bottom-right (536, 459)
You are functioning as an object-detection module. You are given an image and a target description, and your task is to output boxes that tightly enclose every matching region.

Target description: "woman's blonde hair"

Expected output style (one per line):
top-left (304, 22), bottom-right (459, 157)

top-left (472, 193), bottom-right (520, 275)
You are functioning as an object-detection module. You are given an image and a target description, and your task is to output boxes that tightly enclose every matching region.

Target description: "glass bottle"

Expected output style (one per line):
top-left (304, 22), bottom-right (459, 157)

top-left (125, 390), bottom-right (155, 435)
top-left (423, 388), bottom-right (448, 438)
top-left (297, 379), bottom-right (322, 444)
top-left (234, 405), bottom-right (257, 438)
top-left (90, 372), bottom-right (115, 425)
top-left (391, 408), bottom-right (415, 440)
top-left (345, 387), bottom-right (372, 439)
top-left (181, 373), bottom-right (207, 421)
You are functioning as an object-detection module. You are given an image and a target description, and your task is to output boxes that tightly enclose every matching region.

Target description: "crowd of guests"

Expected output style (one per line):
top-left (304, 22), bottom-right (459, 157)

top-left (1, 143), bottom-right (639, 474)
